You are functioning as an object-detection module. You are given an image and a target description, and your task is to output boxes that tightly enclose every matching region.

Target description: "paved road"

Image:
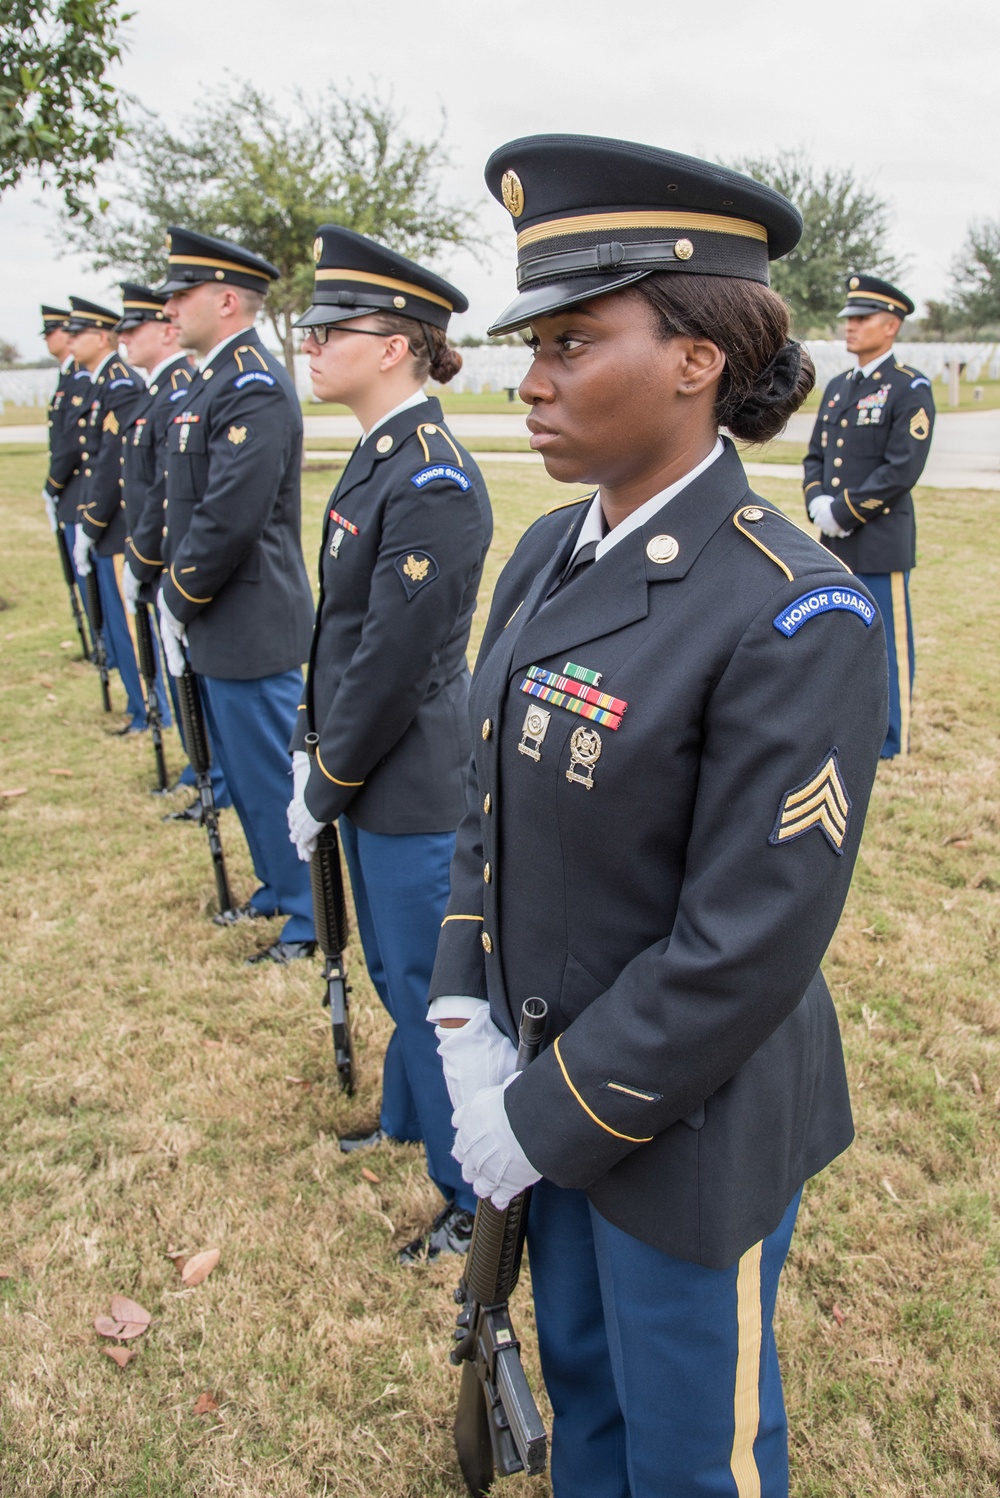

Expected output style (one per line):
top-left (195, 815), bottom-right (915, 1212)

top-left (6, 408), bottom-right (999, 488)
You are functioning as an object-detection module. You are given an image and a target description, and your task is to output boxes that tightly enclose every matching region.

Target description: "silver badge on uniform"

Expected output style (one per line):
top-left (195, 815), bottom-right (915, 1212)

top-left (518, 705), bottom-right (551, 761)
top-left (566, 725), bottom-right (602, 789)
top-left (179, 422), bottom-right (190, 452)
top-left (329, 526), bottom-right (345, 559)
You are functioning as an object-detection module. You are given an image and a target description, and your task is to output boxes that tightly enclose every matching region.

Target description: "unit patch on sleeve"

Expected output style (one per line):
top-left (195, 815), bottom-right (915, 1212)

top-left (773, 587), bottom-right (876, 637)
top-left (769, 749), bottom-right (851, 855)
top-left (410, 464), bottom-right (472, 492)
top-left (394, 550), bottom-right (439, 598)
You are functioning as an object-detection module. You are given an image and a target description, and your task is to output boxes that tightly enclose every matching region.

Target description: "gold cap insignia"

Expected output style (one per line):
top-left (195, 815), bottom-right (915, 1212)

top-left (313, 236), bottom-right (323, 264)
top-left (501, 170), bottom-right (525, 218)
top-left (403, 553), bottom-right (430, 582)
top-left (769, 751), bottom-right (851, 854)
top-left (674, 238), bottom-right (694, 261)
top-left (376, 434), bottom-right (393, 453)
top-left (165, 233), bottom-right (172, 252)
top-left (909, 407), bottom-right (930, 441)
top-left (227, 425), bottom-right (248, 445)
top-left (849, 276), bottom-right (860, 289)
top-left (646, 534), bottom-right (679, 564)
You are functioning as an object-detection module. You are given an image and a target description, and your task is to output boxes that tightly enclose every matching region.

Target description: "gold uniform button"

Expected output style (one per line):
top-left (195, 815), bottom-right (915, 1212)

top-left (118, 479), bottom-right (124, 488)
top-left (834, 458), bottom-right (842, 467)
top-left (482, 718), bottom-right (492, 740)
top-left (840, 419), bottom-right (848, 427)
top-left (836, 438), bottom-right (844, 447)
top-left (483, 793), bottom-right (491, 815)
top-left (481, 931), bottom-right (493, 954)
top-left (81, 451), bottom-right (89, 460)
top-left (376, 434), bottom-right (393, 454)
top-left (78, 418), bottom-right (86, 427)
top-left (742, 506), bottom-right (765, 522)
top-left (674, 237), bottom-right (694, 260)
top-left (84, 468), bottom-right (92, 476)
top-left (831, 478), bottom-right (841, 487)
top-left (483, 863), bottom-right (491, 884)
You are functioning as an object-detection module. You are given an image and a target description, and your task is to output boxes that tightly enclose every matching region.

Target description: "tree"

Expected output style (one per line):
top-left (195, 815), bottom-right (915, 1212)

top-left (0, 0), bottom-right (132, 216)
top-left (64, 82), bottom-right (483, 373)
top-left (0, 338), bottom-right (21, 367)
top-left (950, 219), bottom-right (1000, 335)
top-left (730, 150), bottom-right (900, 335)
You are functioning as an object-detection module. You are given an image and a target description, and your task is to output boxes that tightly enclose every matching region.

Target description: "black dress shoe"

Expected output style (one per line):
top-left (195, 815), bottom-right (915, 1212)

top-left (245, 940), bottom-right (317, 966)
top-left (398, 1203), bottom-right (476, 1266)
top-left (163, 798), bottom-right (202, 824)
top-left (339, 1126), bottom-right (389, 1154)
top-left (109, 718), bottom-right (144, 737)
top-left (212, 901), bottom-right (273, 927)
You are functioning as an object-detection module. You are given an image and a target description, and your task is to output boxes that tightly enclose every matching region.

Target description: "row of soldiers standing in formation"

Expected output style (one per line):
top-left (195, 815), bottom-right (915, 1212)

top-left (32, 133), bottom-right (937, 1495)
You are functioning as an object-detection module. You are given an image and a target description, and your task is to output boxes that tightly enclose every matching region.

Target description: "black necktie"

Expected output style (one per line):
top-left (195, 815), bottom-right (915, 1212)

top-left (550, 539), bottom-right (598, 597)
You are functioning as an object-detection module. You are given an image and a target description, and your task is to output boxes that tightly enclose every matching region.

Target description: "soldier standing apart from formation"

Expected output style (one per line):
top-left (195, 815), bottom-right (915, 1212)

top-left (67, 297), bottom-right (152, 732)
top-left (156, 229), bottom-right (316, 964)
top-left (286, 227), bottom-right (493, 1263)
top-left (804, 275), bottom-right (934, 758)
top-left (430, 136), bottom-right (888, 1496)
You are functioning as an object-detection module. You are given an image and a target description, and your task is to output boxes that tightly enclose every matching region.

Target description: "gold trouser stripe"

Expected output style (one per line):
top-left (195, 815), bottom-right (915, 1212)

top-left (112, 552), bottom-right (141, 662)
top-left (730, 1239), bottom-right (764, 1498)
top-left (315, 744), bottom-right (363, 787)
top-left (416, 423), bottom-right (464, 468)
top-left (516, 209), bottom-right (768, 251)
top-left (441, 913), bottom-right (484, 926)
top-left (314, 268), bottom-right (453, 311)
top-left (890, 571), bottom-right (911, 756)
top-left (552, 1034), bottom-right (654, 1143)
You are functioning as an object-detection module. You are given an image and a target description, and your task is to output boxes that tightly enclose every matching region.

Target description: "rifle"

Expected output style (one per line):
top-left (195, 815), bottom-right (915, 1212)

top-left (134, 603), bottom-right (169, 792)
top-left (54, 524), bottom-right (93, 661)
top-left (309, 821), bottom-right (355, 1092)
top-left (175, 665), bottom-right (234, 917)
top-left (83, 567), bottom-right (113, 713)
top-left (451, 997), bottom-right (549, 1496)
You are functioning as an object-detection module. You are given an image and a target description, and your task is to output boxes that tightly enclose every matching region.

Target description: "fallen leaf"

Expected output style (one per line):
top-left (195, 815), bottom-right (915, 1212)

top-left (110, 1294), bottom-right (151, 1327)
top-left (181, 1249), bottom-right (220, 1287)
top-left (882, 1177), bottom-right (900, 1202)
top-left (971, 1072), bottom-right (983, 1096)
top-left (102, 1345), bottom-right (135, 1368)
top-left (202, 1039), bottom-right (224, 1050)
top-left (0, 1268), bottom-right (14, 1279)
top-left (192, 1390), bottom-right (219, 1415)
top-left (46, 693), bottom-right (57, 702)
top-left (60, 640), bottom-right (74, 650)
top-left (94, 1315), bottom-right (126, 1338)
top-left (1, 788), bottom-right (28, 798)
top-left (48, 768), bottom-right (73, 777)
top-left (118, 1320), bottom-right (150, 1340)
top-left (831, 1303), bottom-right (846, 1328)
top-left (361, 1167), bottom-right (381, 1185)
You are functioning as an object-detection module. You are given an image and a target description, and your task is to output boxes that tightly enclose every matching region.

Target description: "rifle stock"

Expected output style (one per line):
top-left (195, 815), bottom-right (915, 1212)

top-left (308, 815), bottom-right (355, 1092)
top-left (175, 666), bottom-right (234, 916)
top-left (83, 567), bottom-right (112, 713)
top-left (135, 604), bottom-right (169, 791)
top-left (451, 997), bottom-right (549, 1495)
top-left (55, 526), bottom-right (92, 661)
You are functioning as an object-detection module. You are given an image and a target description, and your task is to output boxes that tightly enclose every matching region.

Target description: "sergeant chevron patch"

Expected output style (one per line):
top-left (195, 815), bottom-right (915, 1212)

top-left (769, 749), bottom-right (851, 855)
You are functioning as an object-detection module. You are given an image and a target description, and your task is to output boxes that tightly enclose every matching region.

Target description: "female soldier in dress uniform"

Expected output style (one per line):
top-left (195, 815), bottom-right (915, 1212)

top-left (429, 137), bottom-right (888, 1495)
top-left (287, 227), bottom-right (493, 1263)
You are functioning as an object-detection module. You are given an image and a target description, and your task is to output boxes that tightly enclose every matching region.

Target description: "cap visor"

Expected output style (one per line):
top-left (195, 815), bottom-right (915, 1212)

top-left (486, 271), bottom-right (653, 336)
top-left (293, 303), bottom-right (383, 329)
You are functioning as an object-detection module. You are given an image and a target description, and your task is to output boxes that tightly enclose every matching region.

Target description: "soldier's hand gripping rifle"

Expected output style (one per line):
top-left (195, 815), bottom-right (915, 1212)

top-left (308, 820), bottom-right (355, 1092)
top-left (54, 525), bottom-right (93, 662)
top-left (83, 567), bottom-right (112, 713)
top-left (134, 603), bottom-right (169, 792)
top-left (175, 665), bottom-right (234, 917)
top-left (451, 997), bottom-right (549, 1496)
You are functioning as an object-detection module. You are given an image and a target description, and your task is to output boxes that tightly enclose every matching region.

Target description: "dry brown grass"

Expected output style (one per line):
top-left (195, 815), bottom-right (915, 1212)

top-left (0, 453), bottom-right (997, 1496)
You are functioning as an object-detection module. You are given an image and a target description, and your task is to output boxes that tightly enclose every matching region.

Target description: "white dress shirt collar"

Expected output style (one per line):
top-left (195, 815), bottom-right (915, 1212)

top-left (361, 388), bottom-right (429, 444)
top-left (90, 350), bottom-right (116, 383)
top-left (61, 354), bottom-right (74, 373)
top-left (570, 437), bottom-right (725, 563)
top-left (857, 350), bottom-right (894, 379)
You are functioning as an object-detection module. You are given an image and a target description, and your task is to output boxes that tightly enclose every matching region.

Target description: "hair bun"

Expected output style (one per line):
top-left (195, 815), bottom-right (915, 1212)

top-left (727, 340), bottom-right (813, 444)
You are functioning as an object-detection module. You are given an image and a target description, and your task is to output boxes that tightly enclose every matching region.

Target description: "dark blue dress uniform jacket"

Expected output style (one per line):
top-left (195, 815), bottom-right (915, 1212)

top-left (430, 440), bottom-right (888, 1269)
top-left (157, 328), bottom-right (314, 681)
top-left (290, 398), bottom-right (493, 835)
top-left (122, 354), bottom-right (195, 604)
top-left (803, 358), bottom-right (935, 572)
top-left (45, 362), bottom-right (101, 526)
top-left (75, 356), bottom-right (145, 556)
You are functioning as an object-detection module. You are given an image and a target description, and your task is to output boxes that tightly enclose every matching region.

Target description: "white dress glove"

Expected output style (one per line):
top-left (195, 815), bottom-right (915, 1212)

top-left (122, 563), bottom-right (142, 616)
top-left (808, 494), bottom-right (851, 539)
top-left (452, 1077), bottom-right (542, 1211)
top-left (287, 785), bottom-right (325, 862)
top-left (42, 490), bottom-right (57, 532)
top-left (73, 528), bottom-right (94, 576)
top-left (435, 1003), bottom-right (520, 1113)
top-left (292, 749), bottom-right (310, 798)
top-left (157, 590), bottom-right (187, 676)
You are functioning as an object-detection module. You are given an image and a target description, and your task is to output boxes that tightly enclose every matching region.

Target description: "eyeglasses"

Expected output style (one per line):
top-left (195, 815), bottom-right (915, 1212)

top-left (304, 323), bottom-right (390, 347)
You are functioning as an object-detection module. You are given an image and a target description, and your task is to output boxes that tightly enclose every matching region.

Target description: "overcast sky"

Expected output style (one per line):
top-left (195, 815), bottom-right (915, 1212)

top-left (3, 0), bottom-right (998, 360)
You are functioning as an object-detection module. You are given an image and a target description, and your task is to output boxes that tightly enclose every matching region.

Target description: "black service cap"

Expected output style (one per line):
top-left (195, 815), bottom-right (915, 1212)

top-left (66, 296), bottom-right (121, 332)
top-left (294, 225), bottom-right (466, 333)
top-left (41, 305), bottom-right (71, 332)
top-left (838, 274), bottom-right (914, 320)
top-left (158, 227), bottom-right (279, 294)
top-left (116, 282), bottom-right (170, 331)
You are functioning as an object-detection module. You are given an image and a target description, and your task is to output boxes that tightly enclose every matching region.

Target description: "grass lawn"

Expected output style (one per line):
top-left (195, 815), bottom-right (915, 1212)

top-left (0, 451), bottom-right (997, 1496)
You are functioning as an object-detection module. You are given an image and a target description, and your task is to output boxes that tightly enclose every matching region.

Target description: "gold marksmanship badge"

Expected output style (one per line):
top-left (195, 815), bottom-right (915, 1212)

top-left (501, 170), bottom-right (524, 218)
top-left (566, 725), bottom-right (602, 790)
top-left (518, 705), bottom-right (551, 761)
